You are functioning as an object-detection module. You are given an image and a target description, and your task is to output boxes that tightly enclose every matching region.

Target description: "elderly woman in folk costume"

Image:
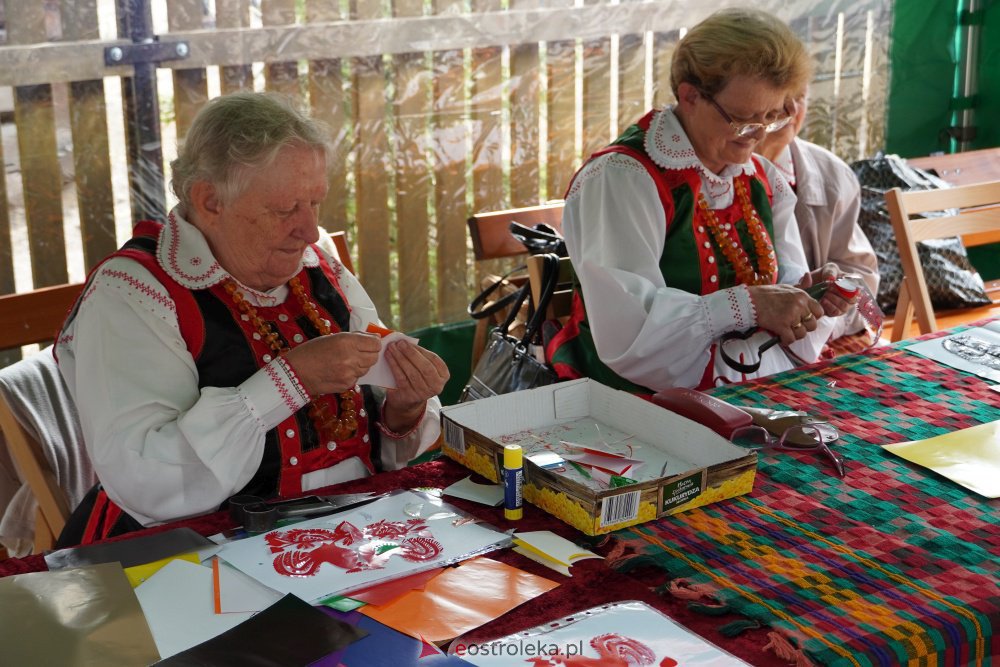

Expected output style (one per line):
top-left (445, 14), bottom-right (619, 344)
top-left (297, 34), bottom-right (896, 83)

top-left (56, 92), bottom-right (448, 545)
top-left (547, 8), bottom-right (856, 392)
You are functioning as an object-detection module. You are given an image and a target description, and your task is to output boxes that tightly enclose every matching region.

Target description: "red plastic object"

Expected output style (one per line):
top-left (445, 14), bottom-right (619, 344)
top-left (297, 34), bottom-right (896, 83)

top-left (651, 387), bottom-right (752, 439)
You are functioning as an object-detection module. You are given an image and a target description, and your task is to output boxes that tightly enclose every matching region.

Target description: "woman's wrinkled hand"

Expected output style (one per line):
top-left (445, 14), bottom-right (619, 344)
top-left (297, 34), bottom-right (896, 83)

top-left (282, 331), bottom-right (381, 396)
top-left (381, 342), bottom-right (450, 434)
top-left (798, 263), bottom-right (858, 317)
top-left (747, 283), bottom-right (824, 346)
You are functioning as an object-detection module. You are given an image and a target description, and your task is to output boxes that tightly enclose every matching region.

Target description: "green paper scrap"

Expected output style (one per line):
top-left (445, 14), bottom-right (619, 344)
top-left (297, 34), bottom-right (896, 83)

top-left (568, 461), bottom-right (592, 479)
top-left (319, 595), bottom-right (366, 612)
top-left (610, 475), bottom-right (638, 488)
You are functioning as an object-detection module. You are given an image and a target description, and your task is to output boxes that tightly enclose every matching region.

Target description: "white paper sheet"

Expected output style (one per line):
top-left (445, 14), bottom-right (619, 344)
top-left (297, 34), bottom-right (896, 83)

top-left (358, 331), bottom-right (419, 389)
top-left (443, 476), bottom-right (505, 506)
top-left (217, 490), bottom-right (510, 603)
top-left (135, 560), bottom-right (255, 659)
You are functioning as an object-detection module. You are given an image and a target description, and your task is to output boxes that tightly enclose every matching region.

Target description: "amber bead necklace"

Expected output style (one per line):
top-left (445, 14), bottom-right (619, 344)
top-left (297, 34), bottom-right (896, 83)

top-left (696, 178), bottom-right (777, 286)
top-left (224, 277), bottom-right (359, 442)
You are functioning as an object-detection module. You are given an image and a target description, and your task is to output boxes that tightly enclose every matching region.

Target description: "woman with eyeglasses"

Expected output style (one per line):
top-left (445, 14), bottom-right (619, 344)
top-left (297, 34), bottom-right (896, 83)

top-left (547, 7), bottom-right (857, 392)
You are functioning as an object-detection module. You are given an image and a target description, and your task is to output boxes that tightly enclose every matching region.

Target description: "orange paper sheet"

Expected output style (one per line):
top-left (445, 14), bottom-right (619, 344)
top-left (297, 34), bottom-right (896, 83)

top-left (359, 557), bottom-right (558, 642)
top-left (346, 567), bottom-right (444, 606)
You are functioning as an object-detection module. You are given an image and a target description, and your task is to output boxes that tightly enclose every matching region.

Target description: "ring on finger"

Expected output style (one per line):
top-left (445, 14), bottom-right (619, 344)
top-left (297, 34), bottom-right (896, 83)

top-left (792, 322), bottom-right (804, 330)
top-left (801, 313), bottom-right (815, 322)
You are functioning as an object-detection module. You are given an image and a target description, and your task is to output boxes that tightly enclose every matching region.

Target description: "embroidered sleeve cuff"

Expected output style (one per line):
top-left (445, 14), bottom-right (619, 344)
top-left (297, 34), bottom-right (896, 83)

top-left (377, 399), bottom-right (426, 439)
top-left (704, 285), bottom-right (756, 335)
top-left (239, 357), bottom-right (311, 431)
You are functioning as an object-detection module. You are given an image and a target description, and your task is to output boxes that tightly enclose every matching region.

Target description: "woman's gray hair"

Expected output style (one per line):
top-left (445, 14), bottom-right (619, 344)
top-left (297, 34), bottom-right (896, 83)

top-left (670, 8), bottom-right (812, 98)
top-left (170, 92), bottom-right (332, 211)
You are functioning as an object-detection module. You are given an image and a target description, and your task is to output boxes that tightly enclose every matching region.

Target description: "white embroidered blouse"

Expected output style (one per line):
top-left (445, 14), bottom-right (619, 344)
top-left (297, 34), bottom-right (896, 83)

top-left (56, 210), bottom-right (441, 527)
top-left (562, 107), bottom-right (838, 390)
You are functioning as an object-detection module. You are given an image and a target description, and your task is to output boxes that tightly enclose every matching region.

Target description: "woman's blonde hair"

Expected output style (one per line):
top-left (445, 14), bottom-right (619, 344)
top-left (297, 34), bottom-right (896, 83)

top-left (170, 91), bottom-right (332, 211)
top-left (670, 8), bottom-right (812, 98)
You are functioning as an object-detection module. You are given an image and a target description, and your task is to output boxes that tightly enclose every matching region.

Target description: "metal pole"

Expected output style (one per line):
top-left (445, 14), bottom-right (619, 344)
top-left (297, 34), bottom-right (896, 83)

top-left (116, 0), bottom-right (167, 222)
top-left (951, 0), bottom-right (981, 153)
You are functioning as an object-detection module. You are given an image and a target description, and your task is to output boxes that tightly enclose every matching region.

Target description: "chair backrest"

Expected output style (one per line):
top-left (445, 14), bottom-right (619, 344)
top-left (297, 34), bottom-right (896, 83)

top-left (467, 202), bottom-right (565, 261)
top-left (328, 230), bottom-right (355, 275)
top-left (0, 283), bottom-right (85, 351)
top-left (885, 180), bottom-right (1000, 340)
top-left (467, 203), bottom-right (565, 367)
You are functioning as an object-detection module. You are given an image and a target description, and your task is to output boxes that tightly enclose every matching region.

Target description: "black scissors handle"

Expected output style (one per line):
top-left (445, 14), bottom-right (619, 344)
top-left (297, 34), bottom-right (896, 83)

top-left (719, 330), bottom-right (780, 373)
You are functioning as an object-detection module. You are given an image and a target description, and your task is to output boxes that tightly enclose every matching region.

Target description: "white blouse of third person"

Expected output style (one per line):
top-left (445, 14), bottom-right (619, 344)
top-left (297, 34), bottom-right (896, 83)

top-left (56, 211), bottom-right (441, 527)
top-left (562, 107), bottom-right (836, 390)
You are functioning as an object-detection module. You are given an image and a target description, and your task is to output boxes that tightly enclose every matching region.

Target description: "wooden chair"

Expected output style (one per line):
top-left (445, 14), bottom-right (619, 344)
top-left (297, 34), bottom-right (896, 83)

top-left (0, 282), bottom-right (86, 553)
top-left (468, 202), bottom-right (564, 261)
top-left (0, 283), bottom-right (85, 351)
top-left (885, 181), bottom-right (1000, 341)
top-left (467, 202), bottom-right (565, 366)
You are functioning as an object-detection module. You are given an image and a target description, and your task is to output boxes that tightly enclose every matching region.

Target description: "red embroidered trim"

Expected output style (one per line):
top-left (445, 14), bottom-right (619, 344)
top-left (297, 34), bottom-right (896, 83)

top-left (266, 361), bottom-right (302, 414)
top-left (102, 269), bottom-right (177, 313)
top-left (161, 213), bottom-right (222, 284)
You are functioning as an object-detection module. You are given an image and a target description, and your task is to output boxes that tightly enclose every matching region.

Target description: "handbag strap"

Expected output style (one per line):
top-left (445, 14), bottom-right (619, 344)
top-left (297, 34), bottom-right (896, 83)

top-left (519, 253), bottom-right (561, 346)
top-left (468, 264), bottom-right (527, 320)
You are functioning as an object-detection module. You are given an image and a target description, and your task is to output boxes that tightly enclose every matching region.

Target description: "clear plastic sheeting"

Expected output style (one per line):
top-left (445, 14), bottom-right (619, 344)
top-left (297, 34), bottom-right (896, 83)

top-left (0, 0), bottom-right (891, 333)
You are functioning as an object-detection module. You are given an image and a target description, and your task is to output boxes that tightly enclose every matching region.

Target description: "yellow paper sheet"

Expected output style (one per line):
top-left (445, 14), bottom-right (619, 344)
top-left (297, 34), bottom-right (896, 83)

top-left (125, 552), bottom-right (200, 588)
top-left (882, 420), bottom-right (1000, 498)
top-left (359, 557), bottom-right (558, 642)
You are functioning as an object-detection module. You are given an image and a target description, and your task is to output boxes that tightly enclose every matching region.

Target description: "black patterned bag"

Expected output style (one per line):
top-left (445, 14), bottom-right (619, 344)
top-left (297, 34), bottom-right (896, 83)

top-left (850, 154), bottom-right (991, 314)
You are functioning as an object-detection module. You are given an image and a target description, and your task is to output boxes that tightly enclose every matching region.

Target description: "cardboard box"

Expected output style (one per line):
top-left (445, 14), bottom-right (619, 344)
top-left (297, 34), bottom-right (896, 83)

top-left (440, 379), bottom-right (757, 536)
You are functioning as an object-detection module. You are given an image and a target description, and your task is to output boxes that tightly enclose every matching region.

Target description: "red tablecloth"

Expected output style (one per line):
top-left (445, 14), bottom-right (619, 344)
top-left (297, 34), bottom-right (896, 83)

top-left (0, 458), bottom-right (787, 666)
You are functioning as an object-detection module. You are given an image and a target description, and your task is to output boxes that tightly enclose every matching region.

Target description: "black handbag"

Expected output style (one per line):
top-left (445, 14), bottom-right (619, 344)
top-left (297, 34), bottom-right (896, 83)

top-left (460, 254), bottom-right (561, 402)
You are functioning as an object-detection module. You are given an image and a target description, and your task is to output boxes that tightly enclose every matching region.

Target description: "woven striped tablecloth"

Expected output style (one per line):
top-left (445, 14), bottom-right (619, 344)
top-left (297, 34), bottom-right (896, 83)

top-left (612, 336), bottom-right (1000, 666)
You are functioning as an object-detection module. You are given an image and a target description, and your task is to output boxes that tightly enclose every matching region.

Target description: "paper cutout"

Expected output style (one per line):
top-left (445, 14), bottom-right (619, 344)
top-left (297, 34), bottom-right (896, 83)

top-left (451, 600), bottom-right (748, 666)
top-left (217, 490), bottom-right (510, 602)
top-left (883, 419), bottom-right (1000, 498)
top-left (512, 531), bottom-right (602, 576)
top-left (0, 562), bottom-right (160, 666)
top-left (314, 609), bottom-right (474, 666)
top-left (266, 518), bottom-right (443, 577)
top-left (358, 330), bottom-right (420, 388)
top-left (156, 594), bottom-right (365, 666)
top-left (443, 476), bottom-right (505, 506)
top-left (360, 557), bottom-right (558, 642)
top-left (908, 321), bottom-right (1000, 383)
top-left (562, 452), bottom-right (644, 476)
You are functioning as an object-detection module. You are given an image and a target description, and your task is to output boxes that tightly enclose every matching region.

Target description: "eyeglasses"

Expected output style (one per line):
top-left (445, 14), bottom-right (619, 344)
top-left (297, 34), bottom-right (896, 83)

top-left (730, 422), bottom-right (846, 478)
top-left (702, 94), bottom-right (794, 139)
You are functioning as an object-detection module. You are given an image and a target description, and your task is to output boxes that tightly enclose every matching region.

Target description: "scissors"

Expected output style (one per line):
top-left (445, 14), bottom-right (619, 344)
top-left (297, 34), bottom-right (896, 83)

top-left (719, 279), bottom-right (868, 374)
top-left (228, 492), bottom-right (384, 532)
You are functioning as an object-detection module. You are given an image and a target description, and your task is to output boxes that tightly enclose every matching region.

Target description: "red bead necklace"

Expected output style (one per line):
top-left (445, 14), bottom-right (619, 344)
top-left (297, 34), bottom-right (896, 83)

top-left (224, 277), bottom-right (359, 442)
top-left (696, 178), bottom-right (777, 286)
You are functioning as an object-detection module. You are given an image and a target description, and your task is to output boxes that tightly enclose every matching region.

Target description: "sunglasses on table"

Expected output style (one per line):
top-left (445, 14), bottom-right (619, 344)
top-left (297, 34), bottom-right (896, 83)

top-left (702, 93), bottom-right (795, 139)
top-left (730, 422), bottom-right (846, 478)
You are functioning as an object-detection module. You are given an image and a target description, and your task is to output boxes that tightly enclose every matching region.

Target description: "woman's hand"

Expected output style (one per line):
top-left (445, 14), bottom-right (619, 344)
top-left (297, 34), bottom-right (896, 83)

top-left (797, 263), bottom-right (858, 317)
top-left (747, 284), bottom-right (825, 346)
top-left (381, 342), bottom-right (450, 434)
top-left (282, 332), bottom-right (381, 396)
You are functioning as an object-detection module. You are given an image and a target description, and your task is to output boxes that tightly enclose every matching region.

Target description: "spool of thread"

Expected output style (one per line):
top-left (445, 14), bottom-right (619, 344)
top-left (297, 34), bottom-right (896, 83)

top-left (503, 444), bottom-right (523, 521)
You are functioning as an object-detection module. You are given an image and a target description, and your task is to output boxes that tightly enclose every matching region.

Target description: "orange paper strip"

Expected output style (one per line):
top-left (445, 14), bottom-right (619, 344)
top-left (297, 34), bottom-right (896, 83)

top-left (359, 557), bottom-right (558, 642)
top-left (365, 323), bottom-right (396, 338)
top-left (345, 567), bottom-right (444, 607)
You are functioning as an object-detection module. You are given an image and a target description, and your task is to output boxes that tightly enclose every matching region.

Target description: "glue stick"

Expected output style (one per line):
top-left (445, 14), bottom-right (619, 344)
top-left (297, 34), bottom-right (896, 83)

top-left (503, 444), bottom-right (523, 520)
